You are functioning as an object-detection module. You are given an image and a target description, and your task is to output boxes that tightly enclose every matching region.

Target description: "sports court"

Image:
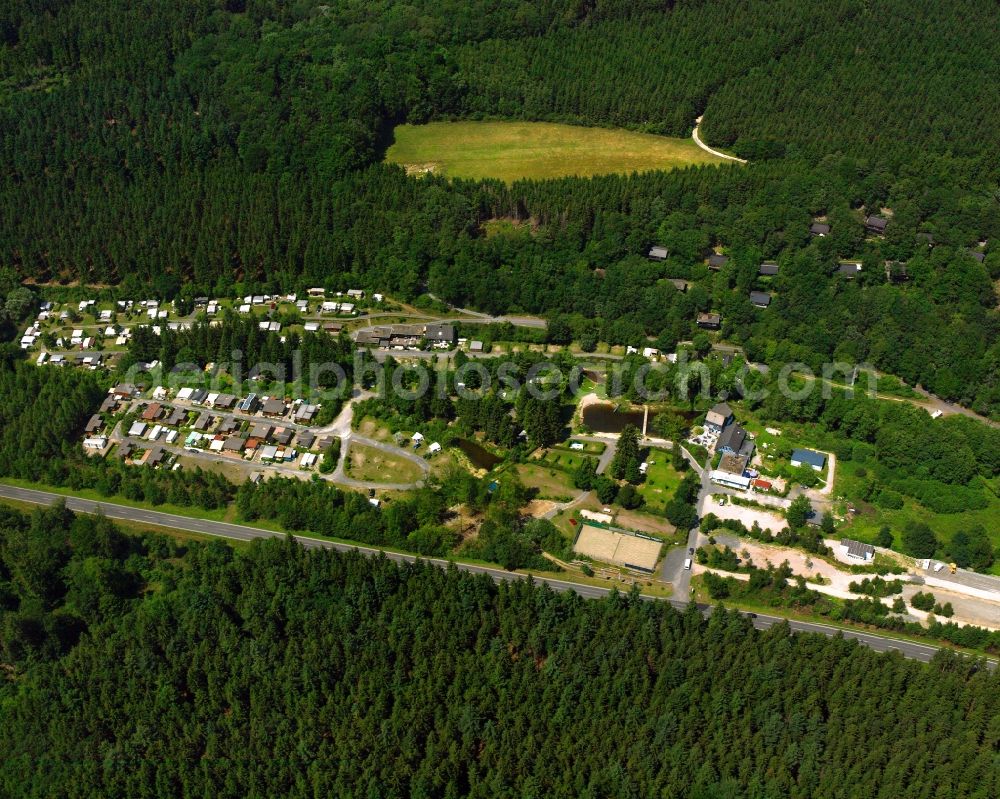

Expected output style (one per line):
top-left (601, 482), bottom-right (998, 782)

top-left (574, 523), bottom-right (661, 572)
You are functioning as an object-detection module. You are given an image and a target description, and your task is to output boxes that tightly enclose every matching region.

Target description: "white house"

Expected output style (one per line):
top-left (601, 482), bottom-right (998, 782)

top-left (83, 436), bottom-right (108, 450)
top-left (840, 539), bottom-right (875, 562)
top-left (428, 442), bottom-right (442, 454)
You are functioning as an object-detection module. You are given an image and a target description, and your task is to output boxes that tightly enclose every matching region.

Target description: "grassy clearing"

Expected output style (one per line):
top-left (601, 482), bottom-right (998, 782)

top-left (346, 443), bottom-right (425, 484)
top-left (835, 460), bottom-right (1000, 574)
top-left (637, 448), bottom-right (684, 512)
top-left (386, 121), bottom-right (727, 183)
top-left (516, 463), bottom-right (577, 501)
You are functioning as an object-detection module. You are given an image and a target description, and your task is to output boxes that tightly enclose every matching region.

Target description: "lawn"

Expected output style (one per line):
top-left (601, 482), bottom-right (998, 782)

top-left (637, 449), bottom-right (684, 512)
top-left (345, 444), bottom-right (425, 484)
top-left (385, 121), bottom-right (727, 183)
top-left (515, 463), bottom-right (577, 502)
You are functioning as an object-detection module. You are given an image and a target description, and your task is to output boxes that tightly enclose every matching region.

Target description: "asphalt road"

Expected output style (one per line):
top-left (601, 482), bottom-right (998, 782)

top-left (0, 484), bottom-right (982, 667)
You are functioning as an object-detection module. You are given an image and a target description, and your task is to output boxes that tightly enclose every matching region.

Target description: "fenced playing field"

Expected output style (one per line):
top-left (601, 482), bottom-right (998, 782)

top-left (574, 523), bottom-right (662, 572)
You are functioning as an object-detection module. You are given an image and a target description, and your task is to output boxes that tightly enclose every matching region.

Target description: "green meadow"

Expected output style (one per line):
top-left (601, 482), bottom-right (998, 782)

top-left (386, 120), bottom-right (727, 182)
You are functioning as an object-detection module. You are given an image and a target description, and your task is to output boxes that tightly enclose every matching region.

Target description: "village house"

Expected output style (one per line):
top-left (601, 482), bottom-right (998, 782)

top-left (261, 398), bottom-right (286, 418)
top-left (810, 221), bottom-right (831, 236)
top-left (696, 313), bottom-right (721, 330)
top-left (791, 448), bottom-right (827, 471)
top-left (864, 214), bottom-right (888, 235)
top-left (840, 538), bottom-right (875, 562)
top-left (647, 245), bottom-right (668, 261)
top-left (292, 403), bottom-right (318, 423)
top-left (704, 402), bottom-right (733, 434)
top-left (749, 291), bottom-right (772, 308)
top-left (838, 261), bottom-right (862, 278)
top-left (707, 254), bottom-right (729, 270)
top-left (758, 262), bottom-right (779, 276)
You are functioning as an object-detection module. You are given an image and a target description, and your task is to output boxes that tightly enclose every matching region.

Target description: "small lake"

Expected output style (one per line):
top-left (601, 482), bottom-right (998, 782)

top-left (455, 438), bottom-right (502, 470)
top-left (581, 403), bottom-right (645, 434)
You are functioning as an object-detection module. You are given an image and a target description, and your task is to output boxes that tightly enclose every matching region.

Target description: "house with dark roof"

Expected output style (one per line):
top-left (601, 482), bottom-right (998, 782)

top-left (791, 448), bottom-right (826, 471)
top-left (142, 445), bottom-right (166, 468)
top-left (840, 538), bottom-right (875, 562)
top-left (717, 424), bottom-right (748, 456)
top-left (424, 323), bottom-right (456, 345)
top-left (810, 221), bottom-right (831, 236)
top-left (707, 254), bottom-right (729, 270)
top-left (164, 407), bottom-right (187, 427)
top-left (249, 422), bottom-right (273, 441)
top-left (697, 313), bottom-right (721, 330)
top-left (749, 291), bottom-right (771, 309)
top-left (296, 430), bottom-right (316, 450)
top-left (273, 427), bottom-right (294, 446)
top-left (864, 214), bottom-right (888, 235)
top-left (261, 398), bottom-right (286, 417)
top-left (213, 393), bottom-right (236, 410)
top-left (218, 417), bottom-right (239, 434)
top-left (84, 414), bottom-right (104, 434)
top-left (193, 412), bottom-right (213, 431)
top-left (758, 262), bottom-right (779, 276)
top-left (968, 250), bottom-right (986, 264)
top-left (704, 402), bottom-right (733, 433)
top-left (648, 245), bottom-right (668, 261)
top-left (838, 261), bottom-right (862, 278)
top-left (222, 435), bottom-right (246, 453)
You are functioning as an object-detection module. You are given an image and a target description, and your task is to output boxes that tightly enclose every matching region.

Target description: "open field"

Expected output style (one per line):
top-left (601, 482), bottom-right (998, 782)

top-left (637, 448), bottom-right (683, 512)
top-left (515, 463), bottom-right (577, 501)
top-left (346, 444), bottom-right (425, 484)
top-left (386, 121), bottom-right (727, 182)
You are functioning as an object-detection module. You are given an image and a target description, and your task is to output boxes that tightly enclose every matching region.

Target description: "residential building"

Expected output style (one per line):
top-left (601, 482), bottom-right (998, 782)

top-left (717, 423), bottom-right (749, 456)
top-left (261, 398), bottom-right (286, 417)
top-left (749, 291), bottom-right (772, 308)
top-left (840, 539), bottom-right (875, 562)
top-left (707, 254), bottom-right (729, 270)
top-left (791, 448), bottom-right (827, 471)
top-left (648, 245), bottom-right (668, 261)
top-left (864, 214), bottom-right (888, 235)
top-left (810, 221), bottom-right (831, 236)
top-left (758, 262), bottom-right (779, 276)
top-left (704, 402), bottom-right (733, 433)
top-left (696, 313), bottom-right (721, 330)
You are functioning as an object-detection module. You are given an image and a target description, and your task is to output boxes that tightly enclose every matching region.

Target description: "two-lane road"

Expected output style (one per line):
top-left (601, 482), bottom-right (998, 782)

top-left (0, 484), bottom-right (983, 667)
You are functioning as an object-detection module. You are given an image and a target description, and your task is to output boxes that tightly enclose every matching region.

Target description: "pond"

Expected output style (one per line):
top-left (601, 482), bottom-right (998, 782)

top-left (455, 438), bottom-right (503, 470)
top-left (581, 403), bottom-right (646, 434)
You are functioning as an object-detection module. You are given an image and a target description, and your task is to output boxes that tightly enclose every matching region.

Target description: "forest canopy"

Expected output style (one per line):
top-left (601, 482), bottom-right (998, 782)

top-left (0, 509), bottom-right (997, 798)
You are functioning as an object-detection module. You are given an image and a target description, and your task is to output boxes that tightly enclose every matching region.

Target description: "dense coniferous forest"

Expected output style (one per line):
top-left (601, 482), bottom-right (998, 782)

top-left (1, 509), bottom-right (998, 798)
top-left (5, 1), bottom-right (1000, 409)
top-left (5, 5), bottom-right (1000, 790)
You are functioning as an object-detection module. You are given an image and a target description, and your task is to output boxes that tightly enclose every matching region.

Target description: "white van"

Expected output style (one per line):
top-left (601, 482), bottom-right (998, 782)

top-left (683, 558), bottom-right (693, 570)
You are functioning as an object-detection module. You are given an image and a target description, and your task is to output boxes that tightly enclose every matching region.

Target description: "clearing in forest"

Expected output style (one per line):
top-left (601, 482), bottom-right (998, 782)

top-left (386, 121), bottom-right (728, 182)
